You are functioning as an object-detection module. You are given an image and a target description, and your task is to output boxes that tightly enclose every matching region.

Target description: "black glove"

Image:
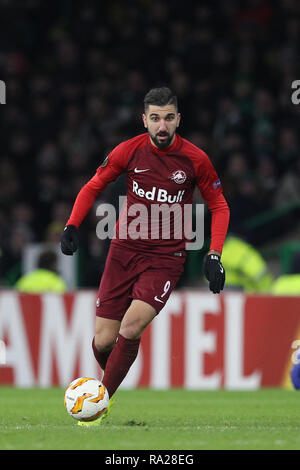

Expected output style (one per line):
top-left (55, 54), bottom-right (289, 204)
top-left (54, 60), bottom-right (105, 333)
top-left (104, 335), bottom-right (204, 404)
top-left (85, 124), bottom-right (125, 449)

top-left (204, 253), bottom-right (225, 294)
top-left (61, 225), bottom-right (79, 255)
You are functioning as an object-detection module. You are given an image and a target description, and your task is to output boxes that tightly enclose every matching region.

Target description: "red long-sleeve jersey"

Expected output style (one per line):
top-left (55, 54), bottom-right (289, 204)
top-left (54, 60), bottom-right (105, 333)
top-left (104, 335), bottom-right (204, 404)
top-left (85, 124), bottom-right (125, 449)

top-left (66, 133), bottom-right (230, 255)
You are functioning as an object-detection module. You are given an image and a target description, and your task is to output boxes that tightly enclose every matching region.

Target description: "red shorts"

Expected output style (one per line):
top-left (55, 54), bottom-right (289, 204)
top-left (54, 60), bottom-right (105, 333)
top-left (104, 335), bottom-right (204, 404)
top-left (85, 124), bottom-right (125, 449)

top-left (96, 242), bottom-right (185, 321)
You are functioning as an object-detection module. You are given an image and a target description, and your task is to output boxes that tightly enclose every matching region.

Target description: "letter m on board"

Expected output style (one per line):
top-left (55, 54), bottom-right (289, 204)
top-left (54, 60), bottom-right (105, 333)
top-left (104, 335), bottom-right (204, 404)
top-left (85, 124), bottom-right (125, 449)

top-left (0, 80), bottom-right (6, 104)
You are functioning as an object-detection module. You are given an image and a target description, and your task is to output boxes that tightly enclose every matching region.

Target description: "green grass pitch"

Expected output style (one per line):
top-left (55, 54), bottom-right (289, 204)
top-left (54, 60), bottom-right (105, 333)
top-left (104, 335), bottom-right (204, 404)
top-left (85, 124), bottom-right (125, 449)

top-left (0, 387), bottom-right (300, 450)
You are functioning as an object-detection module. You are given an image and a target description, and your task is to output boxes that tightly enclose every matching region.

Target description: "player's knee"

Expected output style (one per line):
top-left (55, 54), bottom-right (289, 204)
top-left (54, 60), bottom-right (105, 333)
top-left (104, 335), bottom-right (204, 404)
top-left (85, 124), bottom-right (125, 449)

top-left (94, 331), bottom-right (117, 352)
top-left (119, 318), bottom-right (145, 340)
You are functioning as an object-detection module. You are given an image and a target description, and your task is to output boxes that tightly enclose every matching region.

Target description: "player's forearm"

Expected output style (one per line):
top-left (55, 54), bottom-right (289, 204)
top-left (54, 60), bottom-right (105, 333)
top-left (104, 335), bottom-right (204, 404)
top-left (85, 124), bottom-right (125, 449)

top-left (66, 177), bottom-right (102, 228)
top-left (207, 194), bottom-right (230, 255)
top-left (66, 161), bottom-right (124, 228)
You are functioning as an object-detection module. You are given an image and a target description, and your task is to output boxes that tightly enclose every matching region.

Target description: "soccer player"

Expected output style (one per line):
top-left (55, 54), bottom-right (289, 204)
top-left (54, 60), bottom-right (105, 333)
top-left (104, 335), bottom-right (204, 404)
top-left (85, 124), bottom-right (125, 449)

top-left (61, 87), bottom-right (230, 419)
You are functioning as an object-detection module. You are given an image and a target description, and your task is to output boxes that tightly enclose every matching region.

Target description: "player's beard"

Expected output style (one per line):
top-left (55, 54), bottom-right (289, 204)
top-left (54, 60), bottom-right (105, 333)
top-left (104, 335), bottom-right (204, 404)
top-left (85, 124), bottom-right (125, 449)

top-left (149, 130), bottom-right (176, 149)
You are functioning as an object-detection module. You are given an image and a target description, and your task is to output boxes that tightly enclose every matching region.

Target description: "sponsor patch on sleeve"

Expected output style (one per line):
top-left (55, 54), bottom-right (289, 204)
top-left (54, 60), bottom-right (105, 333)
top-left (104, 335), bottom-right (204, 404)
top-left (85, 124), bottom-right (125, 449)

top-left (212, 179), bottom-right (221, 189)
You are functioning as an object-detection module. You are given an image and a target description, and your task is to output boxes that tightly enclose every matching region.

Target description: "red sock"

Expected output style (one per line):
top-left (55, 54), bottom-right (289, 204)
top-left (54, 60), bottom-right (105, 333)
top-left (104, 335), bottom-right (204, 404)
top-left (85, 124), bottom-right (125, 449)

top-left (92, 337), bottom-right (112, 371)
top-left (102, 334), bottom-right (140, 398)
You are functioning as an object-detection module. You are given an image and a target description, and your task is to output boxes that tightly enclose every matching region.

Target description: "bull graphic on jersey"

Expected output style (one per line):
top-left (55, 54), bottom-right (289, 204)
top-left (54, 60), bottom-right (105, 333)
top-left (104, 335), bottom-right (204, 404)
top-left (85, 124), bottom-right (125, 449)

top-left (170, 170), bottom-right (187, 184)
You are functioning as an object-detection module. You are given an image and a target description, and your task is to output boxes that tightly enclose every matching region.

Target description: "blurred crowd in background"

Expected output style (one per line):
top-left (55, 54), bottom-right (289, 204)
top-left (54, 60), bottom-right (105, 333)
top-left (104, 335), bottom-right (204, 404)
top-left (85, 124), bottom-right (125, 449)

top-left (1, 0), bottom-right (300, 288)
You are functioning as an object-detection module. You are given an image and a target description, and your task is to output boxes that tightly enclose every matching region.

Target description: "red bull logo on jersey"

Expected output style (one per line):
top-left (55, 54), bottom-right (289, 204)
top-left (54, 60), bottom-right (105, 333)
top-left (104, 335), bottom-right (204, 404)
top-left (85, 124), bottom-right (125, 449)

top-left (132, 180), bottom-right (185, 203)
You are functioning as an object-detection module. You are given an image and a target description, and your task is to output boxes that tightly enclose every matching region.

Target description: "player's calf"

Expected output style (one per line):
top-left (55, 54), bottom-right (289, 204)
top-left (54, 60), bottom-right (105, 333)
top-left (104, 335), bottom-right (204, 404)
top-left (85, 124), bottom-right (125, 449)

top-left (93, 320), bottom-right (120, 372)
top-left (102, 333), bottom-right (141, 397)
top-left (92, 337), bottom-right (112, 374)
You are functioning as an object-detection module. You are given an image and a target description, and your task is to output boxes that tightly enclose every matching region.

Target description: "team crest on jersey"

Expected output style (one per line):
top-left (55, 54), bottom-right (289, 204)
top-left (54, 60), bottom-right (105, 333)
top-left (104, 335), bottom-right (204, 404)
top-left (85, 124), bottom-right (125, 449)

top-left (170, 170), bottom-right (187, 184)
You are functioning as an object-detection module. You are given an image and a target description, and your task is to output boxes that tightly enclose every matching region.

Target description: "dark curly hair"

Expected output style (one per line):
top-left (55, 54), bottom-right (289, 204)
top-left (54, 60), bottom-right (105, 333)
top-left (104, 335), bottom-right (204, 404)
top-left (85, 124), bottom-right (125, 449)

top-left (143, 87), bottom-right (178, 113)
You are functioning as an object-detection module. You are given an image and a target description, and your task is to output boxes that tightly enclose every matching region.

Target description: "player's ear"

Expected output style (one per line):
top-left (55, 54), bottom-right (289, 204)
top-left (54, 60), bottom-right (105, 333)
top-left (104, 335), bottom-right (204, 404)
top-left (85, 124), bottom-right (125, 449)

top-left (142, 113), bottom-right (147, 128)
top-left (176, 113), bottom-right (181, 127)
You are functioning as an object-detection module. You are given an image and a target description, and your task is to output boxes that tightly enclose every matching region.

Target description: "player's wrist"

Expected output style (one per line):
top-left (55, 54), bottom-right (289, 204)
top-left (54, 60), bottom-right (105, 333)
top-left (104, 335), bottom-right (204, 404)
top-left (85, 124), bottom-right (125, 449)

top-left (207, 249), bottom-right (221, 258)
